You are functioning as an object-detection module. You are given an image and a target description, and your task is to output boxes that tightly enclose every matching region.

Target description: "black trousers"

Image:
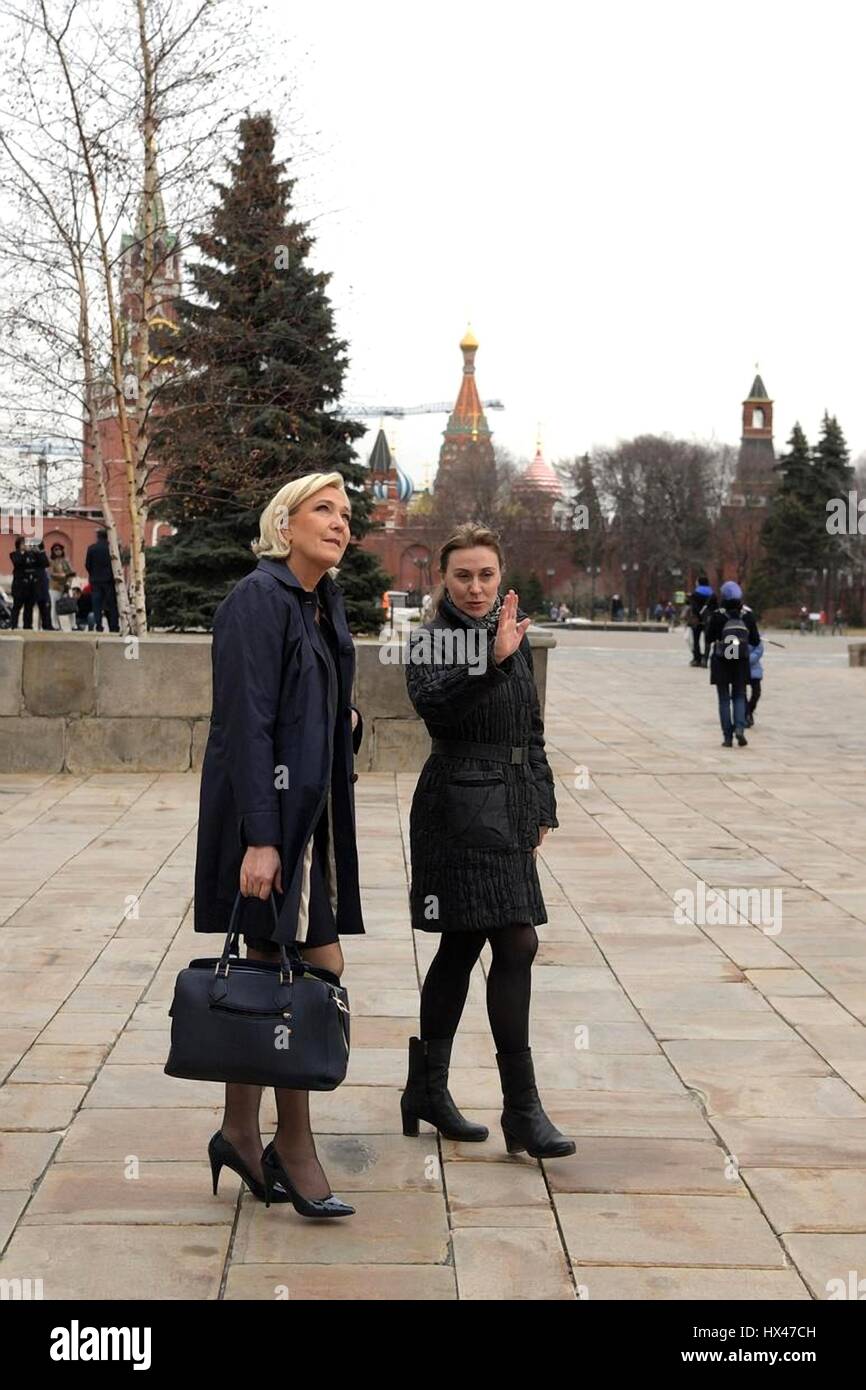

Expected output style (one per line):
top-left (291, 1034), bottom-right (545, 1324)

top-left (91, 580), bottom-right (119, 632)
top-left (10, 589), bottom-right (53, 629)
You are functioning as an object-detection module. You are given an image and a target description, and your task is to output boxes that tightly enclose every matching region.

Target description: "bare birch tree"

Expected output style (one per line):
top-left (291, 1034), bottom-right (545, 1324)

top-left (0, 0), bottom-right (290, 631)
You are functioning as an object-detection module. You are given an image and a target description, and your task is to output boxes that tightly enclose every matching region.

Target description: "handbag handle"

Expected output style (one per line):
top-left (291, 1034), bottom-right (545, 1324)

top-left (217, 889), bottom-right (301, 980)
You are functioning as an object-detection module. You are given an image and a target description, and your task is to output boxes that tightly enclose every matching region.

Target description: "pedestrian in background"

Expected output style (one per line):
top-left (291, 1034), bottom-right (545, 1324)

top-left (687, 576), bottom-right (716, 667)
top-left (9, 537), bottom-right (53, 630)
top-left (85, 528), bottom-right (119, 632)
top-left (745, 628), bottom-right (763, 728)
top-left (706, 580), bottom-right (760, 747)
top-left (48, 543), bottom-right (75, 631)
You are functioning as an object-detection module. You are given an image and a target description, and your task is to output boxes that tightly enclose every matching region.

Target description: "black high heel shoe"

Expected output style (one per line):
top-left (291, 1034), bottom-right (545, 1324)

top-left (261, 1140), bottom-right (355, 1218)
top-left (208, 1130), bottom-right (290, 1204)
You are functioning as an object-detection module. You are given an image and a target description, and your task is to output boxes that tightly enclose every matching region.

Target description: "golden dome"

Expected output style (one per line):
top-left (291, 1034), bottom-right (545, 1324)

top-left (460, 324), bottom-right (478, 350)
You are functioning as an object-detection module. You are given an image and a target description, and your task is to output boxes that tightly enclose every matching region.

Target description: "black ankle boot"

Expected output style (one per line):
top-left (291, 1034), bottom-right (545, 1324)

top-left (496, 1048), bottom-right (576, 1158)
top-left (400, 1036), bottom-right (489, 1141)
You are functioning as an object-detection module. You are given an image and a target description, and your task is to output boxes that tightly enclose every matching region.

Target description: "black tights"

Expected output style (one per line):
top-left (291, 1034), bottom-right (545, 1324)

top-left (419, 925), bottom-right (538, 1054)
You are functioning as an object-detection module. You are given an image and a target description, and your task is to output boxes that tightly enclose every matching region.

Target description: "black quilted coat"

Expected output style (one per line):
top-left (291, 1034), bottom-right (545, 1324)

top-left (405, 592), bottom-right (559, 933)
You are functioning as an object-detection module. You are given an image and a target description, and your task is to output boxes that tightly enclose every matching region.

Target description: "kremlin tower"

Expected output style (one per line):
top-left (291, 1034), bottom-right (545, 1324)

top-left (512, 433), bottom-right (563, 524)
top-left (367, 428), bottom-right (414, 529)
top-left (720, 369), bottom-right (779, 585)
top-left (434, 326), bottom-right (495, 489)
top-left (728, 371), bottom-right (778, 507)
top-left (358, 326), bottom-right (580, 606)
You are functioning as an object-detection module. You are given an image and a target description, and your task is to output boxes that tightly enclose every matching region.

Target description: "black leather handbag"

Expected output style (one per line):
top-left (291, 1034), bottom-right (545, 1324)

top-left (164, 890), bottom-right (350, 1089)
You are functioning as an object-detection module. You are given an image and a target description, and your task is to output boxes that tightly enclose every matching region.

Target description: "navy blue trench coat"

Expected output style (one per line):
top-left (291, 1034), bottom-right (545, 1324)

top-left (193, 556), bottom-right (365, 945)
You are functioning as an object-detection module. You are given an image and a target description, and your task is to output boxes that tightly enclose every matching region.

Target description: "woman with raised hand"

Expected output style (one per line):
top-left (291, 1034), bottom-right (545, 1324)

top-left (401, 522), bottom-right (575, 1159)
top-left (194, 472), bottom-right (365, 1217)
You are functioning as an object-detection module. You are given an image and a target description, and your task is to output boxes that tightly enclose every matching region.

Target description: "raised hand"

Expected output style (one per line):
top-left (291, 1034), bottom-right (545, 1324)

top-left (493, 589), bottom-right (531, 665)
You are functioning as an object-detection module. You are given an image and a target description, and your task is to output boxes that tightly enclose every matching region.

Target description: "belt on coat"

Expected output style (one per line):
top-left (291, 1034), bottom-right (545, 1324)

top-left (431, 738), bottom-right (530, 765)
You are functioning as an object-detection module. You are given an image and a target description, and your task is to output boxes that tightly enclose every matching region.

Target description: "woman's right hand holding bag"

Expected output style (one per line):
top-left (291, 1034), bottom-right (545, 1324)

top-left (240, 845), bottom-right (283, 899)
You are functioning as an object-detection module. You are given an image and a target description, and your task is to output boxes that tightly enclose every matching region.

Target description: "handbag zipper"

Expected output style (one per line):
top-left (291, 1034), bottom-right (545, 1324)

top-left (209, 1002), bottom-right (290, 1019)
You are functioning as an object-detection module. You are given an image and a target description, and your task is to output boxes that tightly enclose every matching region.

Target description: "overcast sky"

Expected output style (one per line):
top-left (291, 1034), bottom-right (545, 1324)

top-left (276, 0), bottom-right (866, 491)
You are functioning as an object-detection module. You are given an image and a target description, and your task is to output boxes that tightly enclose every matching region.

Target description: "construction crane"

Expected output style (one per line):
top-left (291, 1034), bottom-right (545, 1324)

top-left (345, 399), bottom-right (504, 418)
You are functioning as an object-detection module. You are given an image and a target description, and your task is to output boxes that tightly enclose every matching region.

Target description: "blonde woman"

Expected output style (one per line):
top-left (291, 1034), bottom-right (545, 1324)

top-left (401, 523), bottom-right (575, 1158)
top-left (193, 472), bottom-right (365, 1217)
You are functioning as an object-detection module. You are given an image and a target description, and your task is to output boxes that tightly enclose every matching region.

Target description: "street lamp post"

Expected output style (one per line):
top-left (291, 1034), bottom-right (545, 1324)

top-left (586, 564), bottom-right (600, 618)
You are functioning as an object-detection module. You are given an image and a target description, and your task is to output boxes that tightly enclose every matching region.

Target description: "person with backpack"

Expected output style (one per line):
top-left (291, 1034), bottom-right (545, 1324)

top-left (706, 580), bottom-right (760, 747)
top-left (687, 576), bottom-right (716, 666)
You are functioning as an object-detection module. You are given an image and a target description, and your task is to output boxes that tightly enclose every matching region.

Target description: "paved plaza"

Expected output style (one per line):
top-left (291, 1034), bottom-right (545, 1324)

top-left (1, 628), bottom-right (865, 1300)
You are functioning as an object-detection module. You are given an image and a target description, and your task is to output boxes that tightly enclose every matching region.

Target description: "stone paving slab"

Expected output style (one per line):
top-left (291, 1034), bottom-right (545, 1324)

top-left (1, 629), bottom-right (865, 1299)
top-left (570, 1267), bottom-right (810, 1300)
top-left (556, 1192), bottom-right (785, 1268)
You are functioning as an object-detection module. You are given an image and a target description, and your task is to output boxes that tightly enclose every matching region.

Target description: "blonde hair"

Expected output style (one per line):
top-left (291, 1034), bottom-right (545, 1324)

top-left (431, 521), bottom-right (505, 610)
top-left (252, 471), bottom-right (349, 574)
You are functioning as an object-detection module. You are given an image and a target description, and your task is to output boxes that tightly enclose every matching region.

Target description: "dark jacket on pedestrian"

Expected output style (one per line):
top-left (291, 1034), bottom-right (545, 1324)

top-left (689, 584), bottom-right (716, 627)
top-left (10, 547), bottom-right (28, 597)
top-left (85, 537), bottom-right (113, 584)
top-left (707, 600), bottom-right (760, 692)
top-left (193, 557), bottom-right (365, 944)
top-left (405, 591), bottom-right (558, 933)
top-left (10, 545), bottom-right (48, 597)
top-left (37, 551), bottom-right (50, 601)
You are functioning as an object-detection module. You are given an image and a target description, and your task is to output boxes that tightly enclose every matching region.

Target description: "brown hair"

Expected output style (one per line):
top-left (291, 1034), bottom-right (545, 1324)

top-left (431, 521), bottom-right (506, 610)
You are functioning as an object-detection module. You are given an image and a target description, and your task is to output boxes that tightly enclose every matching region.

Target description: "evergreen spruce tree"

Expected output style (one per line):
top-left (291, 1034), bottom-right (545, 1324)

top-left (523, 570), bottom-right (546, 614)
top-left (565, 453), bottom-right (607, 615)
top-left (756, 423), bottom-right (821, 606)
top-left (146, 112), bottom-right (390, 630)
top-left (756, 416), bottom-right (855, 611)
top-left (775, 422), bottom-right (814, 497)
top-left (506, 567), bottom-right (527, 603)
top-left (813, 412), bottom-right (855, 609)
top-left (813, 411), bottom-right (854, 500)
top-left (570, 454), bottom-right (606, 566)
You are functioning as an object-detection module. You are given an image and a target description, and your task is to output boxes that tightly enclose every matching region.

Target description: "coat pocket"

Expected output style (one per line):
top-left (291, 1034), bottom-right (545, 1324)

top-left (442, 769), bottom-right (512, 849)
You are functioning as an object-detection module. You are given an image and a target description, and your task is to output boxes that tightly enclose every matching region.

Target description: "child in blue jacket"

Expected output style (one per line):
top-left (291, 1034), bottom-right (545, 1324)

top-left (746, 624), bottom-right (763, 728)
